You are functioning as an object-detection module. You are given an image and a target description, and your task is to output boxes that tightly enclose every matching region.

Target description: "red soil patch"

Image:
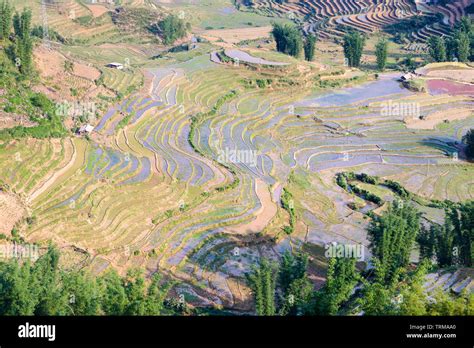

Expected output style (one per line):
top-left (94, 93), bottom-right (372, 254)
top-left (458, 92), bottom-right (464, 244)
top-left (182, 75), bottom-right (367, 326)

top-left (427, 79), bottom-right (474, 97)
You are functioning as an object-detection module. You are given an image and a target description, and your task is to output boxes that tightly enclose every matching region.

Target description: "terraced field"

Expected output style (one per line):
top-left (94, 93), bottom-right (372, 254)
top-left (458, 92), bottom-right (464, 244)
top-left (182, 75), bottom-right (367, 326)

top-left (239, 0), bottom-right (474, 51)
top-left (3, 44), bottom-right (474, 308)
top-left (1, 0), bottom-right (474, 312)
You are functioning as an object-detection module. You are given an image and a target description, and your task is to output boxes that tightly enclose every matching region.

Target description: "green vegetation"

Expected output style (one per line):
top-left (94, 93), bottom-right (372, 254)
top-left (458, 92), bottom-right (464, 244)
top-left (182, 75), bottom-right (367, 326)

top-left (280, 188), bottom-right (296, 234)
top-left (368, 202), bottom-right (420, 283)
top-left (304, 34), bottom-right (316, 61)
top-left (0, 51), bottom-right (66, 140)
top-left (152, 14), bottom-right (189, 45)
top-left (271, 22), bottom-right (303, 58)
top-left (246, 202), bottom-right (474, 316)
top-left (0, 246), bottom-right (177, 315)
top-left (429, 17), bottom-right (474, 62)
top-left (246, 259), bottom-right (277, 315)
top-left (343, 32), bottom-right (365, 68)
top-left (463, 128), bottom-right (474, 159)
top-left (278, 251), bottom-right (312, 315)
top-left (375, 38), bottom-right (388, 71)
top-left (428, 36), bottom-right (447, 62)
top-left (313, 257), bottom-right (359, 315)
top-left (419, 201), bottom-right (473, 267)
top-left (12, 8), bottom-right (33, 76)
top-left (0, 0), bottom-right (12, 40)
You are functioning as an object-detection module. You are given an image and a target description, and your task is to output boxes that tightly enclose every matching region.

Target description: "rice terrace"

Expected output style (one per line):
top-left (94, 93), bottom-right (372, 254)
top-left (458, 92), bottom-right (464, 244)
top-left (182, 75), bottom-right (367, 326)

top-left (0, 0), bottom-right (473, 319)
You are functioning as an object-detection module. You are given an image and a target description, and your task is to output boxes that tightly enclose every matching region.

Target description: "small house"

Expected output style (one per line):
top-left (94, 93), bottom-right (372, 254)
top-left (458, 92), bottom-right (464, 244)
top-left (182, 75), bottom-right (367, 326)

top-left (401, 72), bottom-right (415, 81)
top-left (78, 124), bottom-right (94, 135)
top-left (106, 62), bottom-right (124, 70)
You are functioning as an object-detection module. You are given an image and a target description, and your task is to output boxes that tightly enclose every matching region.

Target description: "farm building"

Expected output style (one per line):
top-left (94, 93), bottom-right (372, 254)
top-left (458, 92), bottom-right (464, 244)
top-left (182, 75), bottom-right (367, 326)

top-left (77, 124), bottom-right (94, 135)
top-left (401, 72), bottom-right (416, 81)
top-left (106, 62), bottom-right (124, 70)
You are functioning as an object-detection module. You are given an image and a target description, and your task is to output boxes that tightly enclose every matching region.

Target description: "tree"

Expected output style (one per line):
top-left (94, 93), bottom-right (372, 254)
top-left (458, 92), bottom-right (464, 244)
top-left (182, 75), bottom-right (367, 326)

top-left (279, 251), bottom-right (307, 294)
top-left (64, 60), bottom-right (74, 74)
top-left (12, 8), bottom-right (33, 76)
top-left (343, 32), bottom-right (365, 68)
top-left (99, 270), bottom-right (128, 315)
top-left (61, 271), bottom-right (100, 315)
top-left (368, 202), bottom-right (420, 283)
top-left (246, 259), bottom-right (277, 315)
top-left (0, 246), bottom-right (173, 316)
top-left (124, 269), bottom-right (147, 315)
top-left (375, 38), bottom-right (388, 70)
top-left (0, 1), bottom-right (12, 40)
top-left (359, 259), bottom-right (398, 315)
top-left (313, 257), bottom-right (359, 315)
top-left (417, 225), bottom-right (437, 261)
top-left (271, 22), bottom-right (303, 58)
top-left (145, 273), bottom-right (169, 315)
top-left (278, 251), bottom-right (311, 315)
top-left (154, 14), bottom-right (188, 45)
top-left (463, 128), bottom-right (474, 159)
top-left (398, 260), bottom-right (430, 315)
top-left (455, 31), bottom-right (470, 62)
top-left (434, 203), bottom-right (474, 267)
top-left (428, 36), bottom-right (447, 62)
top-left (32, 245), bottom-right (66, 315)
top-left (0, 259), bottom-right (38, 315)
top-left (304, 34), bottom-right (316, 61)
top-left (427, 289), bottom-right (474, 315)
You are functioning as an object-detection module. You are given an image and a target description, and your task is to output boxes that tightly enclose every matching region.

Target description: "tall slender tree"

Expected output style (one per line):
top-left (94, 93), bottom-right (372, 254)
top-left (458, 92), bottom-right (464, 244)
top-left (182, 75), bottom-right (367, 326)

top-left (304, 34), bottom-right (316, 61)
top-left (0, 1), bottom-right (12, 40)
top-left (375, 38), bottom-right (388, 70)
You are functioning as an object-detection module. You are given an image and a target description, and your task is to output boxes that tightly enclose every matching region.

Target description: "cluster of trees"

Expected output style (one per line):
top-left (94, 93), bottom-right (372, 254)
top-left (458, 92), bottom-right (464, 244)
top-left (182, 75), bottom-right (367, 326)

top-left (271, 23), bottom-right (303, 58)
top-left (342, 31), bottom-right (365, 68)
top-left (428, 17), bottom-right (473, 63)
top-left (368, 202), bottom-right (420, 283)
top-left (12, 8), bottom-right (33, 75)
top-left (271, 23), bottom-right (316, 61)
top-left (151, 14), bottom-right (189, 45)
top-left (246, 252), bottom-right (313, 316)
top-left (0, 2), bottom-right (33, 76)
top-left (0, 246), bottom-right (178, 315)
top-left (418, 201), bottom-right (473, 267)
top-left (247, 201), bottom-right (474, 316)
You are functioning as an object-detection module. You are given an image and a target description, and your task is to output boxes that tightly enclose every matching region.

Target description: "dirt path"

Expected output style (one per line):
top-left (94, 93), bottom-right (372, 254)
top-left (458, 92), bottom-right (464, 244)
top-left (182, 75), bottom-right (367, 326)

top-left (227, 179), bottom-right (277, 234)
